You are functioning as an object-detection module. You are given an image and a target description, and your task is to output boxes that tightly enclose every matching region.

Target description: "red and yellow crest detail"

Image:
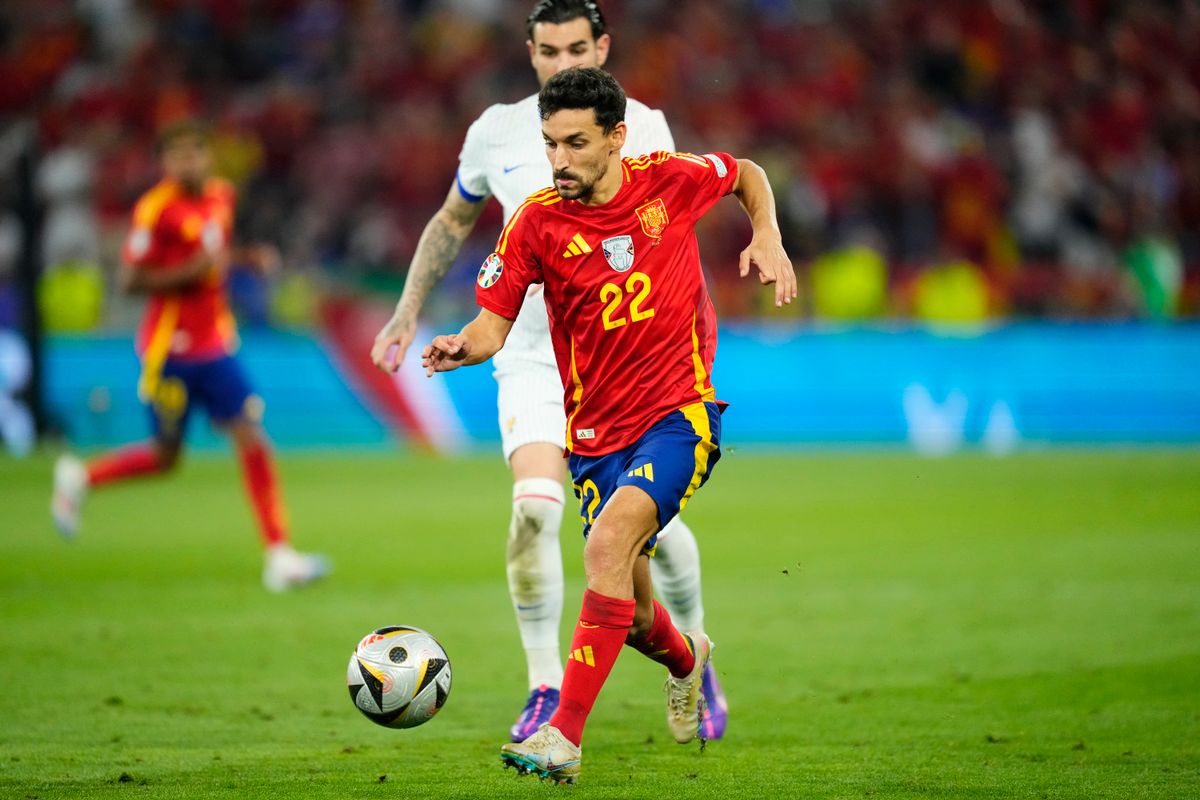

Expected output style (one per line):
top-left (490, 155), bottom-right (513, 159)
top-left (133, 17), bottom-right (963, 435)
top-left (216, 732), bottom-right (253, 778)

top-left (636, 198), bottom-right (669, 239)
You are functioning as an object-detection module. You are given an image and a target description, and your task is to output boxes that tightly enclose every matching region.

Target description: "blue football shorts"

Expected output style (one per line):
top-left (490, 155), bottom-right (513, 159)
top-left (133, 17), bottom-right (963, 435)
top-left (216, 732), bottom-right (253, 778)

top-left (145, 355), bottom-right (257, 444)
top-left (568, 401), bottom-right (722, 554)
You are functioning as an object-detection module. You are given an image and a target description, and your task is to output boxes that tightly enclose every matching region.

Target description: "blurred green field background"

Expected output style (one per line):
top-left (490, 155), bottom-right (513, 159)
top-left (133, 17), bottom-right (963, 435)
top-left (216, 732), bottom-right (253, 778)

top-left (1, 450), bottom-right (1198, 799)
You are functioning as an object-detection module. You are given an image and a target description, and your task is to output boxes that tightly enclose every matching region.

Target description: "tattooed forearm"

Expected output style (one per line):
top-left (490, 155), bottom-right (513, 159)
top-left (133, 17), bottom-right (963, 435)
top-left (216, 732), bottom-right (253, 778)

top-left (398, 216), bottom-right (464, 313)
top-left (395, 194), bottom-right (485, 316)
top-left (371, 190), bottom-right (486, 371)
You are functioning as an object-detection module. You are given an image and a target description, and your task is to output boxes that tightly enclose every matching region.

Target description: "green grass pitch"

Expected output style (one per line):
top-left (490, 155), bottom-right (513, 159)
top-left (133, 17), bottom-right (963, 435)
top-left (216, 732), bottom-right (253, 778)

top-left (1, 449), bottom-right (1198, 799)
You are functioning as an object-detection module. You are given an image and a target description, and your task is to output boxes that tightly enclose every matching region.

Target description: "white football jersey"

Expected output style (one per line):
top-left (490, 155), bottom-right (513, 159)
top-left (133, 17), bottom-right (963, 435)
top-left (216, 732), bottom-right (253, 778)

top-left (456, 93), bottom-right (675, 367)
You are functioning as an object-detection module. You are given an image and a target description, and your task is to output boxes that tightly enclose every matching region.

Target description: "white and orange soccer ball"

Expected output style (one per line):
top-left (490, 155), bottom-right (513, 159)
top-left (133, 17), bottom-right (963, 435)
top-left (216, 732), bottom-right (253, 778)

top-left (347, 626), bottom-right (452, 729)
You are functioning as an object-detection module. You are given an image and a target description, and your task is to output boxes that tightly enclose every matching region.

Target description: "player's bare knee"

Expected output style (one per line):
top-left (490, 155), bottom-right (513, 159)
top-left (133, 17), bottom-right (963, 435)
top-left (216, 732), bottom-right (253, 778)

top-left (155, 441), bottom-right (182, 471)
top-left (227, 421), bottom-right (264, 450)
top-left (242, 395), bottom-right (265, 425)
top-left (586, 519), bottom-right (656, 582)
top-left (582, 527), bottom-right (633, 583)
top-left (581, 535), bottom-right (615, 582)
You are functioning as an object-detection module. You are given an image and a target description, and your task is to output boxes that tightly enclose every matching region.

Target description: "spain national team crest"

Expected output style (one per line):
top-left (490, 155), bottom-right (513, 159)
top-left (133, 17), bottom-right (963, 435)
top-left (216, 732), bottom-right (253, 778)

top-left (636, 197), bottom-right (669, 239)
top-left (601, 235), bottom-right (635, 272)
top-left (478, 253), bottom-right (504, 288)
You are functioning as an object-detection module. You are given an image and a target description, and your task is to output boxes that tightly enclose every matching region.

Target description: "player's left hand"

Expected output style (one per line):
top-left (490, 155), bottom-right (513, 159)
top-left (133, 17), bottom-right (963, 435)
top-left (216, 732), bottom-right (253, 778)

top-left (421, 334), bottom-right (470, 376)
top-left (371, 312), bottom-right (417, 374)
top-left (739, 232), bottom-right (797, 308)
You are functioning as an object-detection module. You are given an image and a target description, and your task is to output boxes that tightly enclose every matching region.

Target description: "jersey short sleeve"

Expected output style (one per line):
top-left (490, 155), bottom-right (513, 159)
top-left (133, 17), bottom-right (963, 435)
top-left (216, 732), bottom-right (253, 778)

top-left (123, 222), bottom-right (157, 268)
top-left (680, 152), bottom-right (739, 218)
top-left (123, 187), bottom-right (172, 268)
top-left (475, 199), bottom-right (545, 320)
top-left (456, 110), bottom-right (493, 203)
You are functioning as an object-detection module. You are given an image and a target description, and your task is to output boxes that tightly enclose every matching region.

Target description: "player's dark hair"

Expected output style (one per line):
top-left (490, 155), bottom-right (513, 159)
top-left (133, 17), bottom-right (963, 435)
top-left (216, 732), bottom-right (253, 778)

top-left (526, 0), bottom-right (607, 42)
top-left (538, 67), bottom-right (626, 133)
top-left (157, 119), bottom-right (211, 152)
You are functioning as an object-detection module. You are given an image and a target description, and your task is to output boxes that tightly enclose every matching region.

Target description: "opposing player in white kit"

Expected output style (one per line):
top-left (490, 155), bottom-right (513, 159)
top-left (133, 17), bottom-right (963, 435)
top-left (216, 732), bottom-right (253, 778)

top-left (370, 0), bottom-right (727, 742)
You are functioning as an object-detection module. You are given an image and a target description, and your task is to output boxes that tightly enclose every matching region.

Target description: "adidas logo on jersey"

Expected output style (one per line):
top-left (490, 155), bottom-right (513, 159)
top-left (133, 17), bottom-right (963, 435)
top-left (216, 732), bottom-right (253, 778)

top-left (562, 233), bottom-right (593, 258)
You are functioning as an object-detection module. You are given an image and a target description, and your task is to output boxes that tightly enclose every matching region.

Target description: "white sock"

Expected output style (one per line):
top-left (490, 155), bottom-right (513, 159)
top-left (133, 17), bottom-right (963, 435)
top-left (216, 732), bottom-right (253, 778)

top-left (507, 478), bottom-right (566, 690)
top-left (651, 516), bottom-right (706, 633)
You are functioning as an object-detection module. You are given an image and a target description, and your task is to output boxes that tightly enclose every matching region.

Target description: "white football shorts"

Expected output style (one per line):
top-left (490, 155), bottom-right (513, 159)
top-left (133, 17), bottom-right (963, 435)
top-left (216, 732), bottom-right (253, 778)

top-left (492, 287), bottom-right (565, 461)
top-left (494, 357), bottom-right (566, 462)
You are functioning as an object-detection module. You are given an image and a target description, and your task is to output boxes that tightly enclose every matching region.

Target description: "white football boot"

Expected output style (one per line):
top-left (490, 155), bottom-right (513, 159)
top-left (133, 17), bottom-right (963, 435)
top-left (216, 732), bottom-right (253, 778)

top-left (500, 723), bottom-right (581, 784)
top-left (665, 632), bottom-right (714, 743)
top-left (51, 454), bottom-right (89, 540)
top-left (262, 544), bottom-right (331, 592)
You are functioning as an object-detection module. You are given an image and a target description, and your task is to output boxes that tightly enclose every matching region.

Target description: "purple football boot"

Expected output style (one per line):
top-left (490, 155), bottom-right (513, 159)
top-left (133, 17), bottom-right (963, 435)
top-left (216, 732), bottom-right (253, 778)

top-left (511, 685), bottom-right (560, 743)
top-left (699, 662), bottom-right (727, 740)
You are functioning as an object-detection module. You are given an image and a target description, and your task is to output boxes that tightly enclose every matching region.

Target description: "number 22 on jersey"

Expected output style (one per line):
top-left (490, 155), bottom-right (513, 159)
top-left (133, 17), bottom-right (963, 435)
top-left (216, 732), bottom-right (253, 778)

top-left (599, 271), bottom-right (655, 331)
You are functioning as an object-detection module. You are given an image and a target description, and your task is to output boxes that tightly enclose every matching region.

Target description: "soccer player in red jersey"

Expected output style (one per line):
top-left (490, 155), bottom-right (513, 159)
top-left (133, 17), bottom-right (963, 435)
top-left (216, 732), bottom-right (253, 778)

top-left (50, 121), bottom-right (329, 592)
top-left (371, 0), bottom-right (727, 744)
top-left (422, 68), bottom-right (795, 782)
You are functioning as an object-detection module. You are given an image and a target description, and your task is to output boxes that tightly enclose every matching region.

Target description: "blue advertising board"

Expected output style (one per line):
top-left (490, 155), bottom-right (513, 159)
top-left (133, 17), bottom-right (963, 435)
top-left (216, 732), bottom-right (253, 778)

top-left (712, 323), bottom-right (1200, 450)
top-left (43, 323), bottom-right (1200, 452)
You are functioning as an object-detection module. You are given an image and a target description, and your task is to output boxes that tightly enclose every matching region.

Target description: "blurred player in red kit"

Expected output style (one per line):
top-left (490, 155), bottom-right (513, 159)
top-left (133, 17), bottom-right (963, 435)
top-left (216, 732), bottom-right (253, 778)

top-left (51, 121), bottom-right (329, 592)
top-left (421, 68), bottom-right (796, 783)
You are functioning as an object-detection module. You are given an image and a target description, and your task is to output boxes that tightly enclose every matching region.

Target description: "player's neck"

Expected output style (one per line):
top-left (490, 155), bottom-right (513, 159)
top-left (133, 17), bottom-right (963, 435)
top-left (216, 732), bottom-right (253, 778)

top-left (170, 176), bottom-right (207, 196)
top-left (579, 157), bottom-right (624, 207)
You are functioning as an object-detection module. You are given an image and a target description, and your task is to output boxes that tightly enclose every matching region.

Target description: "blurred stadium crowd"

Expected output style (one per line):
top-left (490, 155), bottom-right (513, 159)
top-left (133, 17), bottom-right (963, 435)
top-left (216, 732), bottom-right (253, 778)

top-left (1, 0), bottom-right (1198, 328)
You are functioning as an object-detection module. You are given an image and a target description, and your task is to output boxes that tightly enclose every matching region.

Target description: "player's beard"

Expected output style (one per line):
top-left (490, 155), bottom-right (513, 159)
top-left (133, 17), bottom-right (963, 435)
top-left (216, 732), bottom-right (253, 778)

top-left (553, 160), bottom-right (607, 201)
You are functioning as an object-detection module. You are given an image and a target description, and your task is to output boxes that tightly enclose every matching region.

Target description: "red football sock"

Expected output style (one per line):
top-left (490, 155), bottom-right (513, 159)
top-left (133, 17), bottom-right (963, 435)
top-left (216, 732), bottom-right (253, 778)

top-left (626, 600), bottom-right (696, 679)
top-left (548, 589), bottom-right (635, 746)
top-left (236, 440), bottom-right (289, 547)
top-left (86, 444), bottom-right (167, 487)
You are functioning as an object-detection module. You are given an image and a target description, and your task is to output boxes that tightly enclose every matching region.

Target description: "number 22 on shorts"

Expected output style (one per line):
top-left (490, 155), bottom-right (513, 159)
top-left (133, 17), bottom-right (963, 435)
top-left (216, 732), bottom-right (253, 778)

top-left (573, 479), bottom-right (602, 525)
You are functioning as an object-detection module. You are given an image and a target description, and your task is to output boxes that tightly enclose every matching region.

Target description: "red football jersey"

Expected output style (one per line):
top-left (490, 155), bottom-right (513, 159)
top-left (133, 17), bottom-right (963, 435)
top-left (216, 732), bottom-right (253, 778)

top-left (476, 151), bottom-right (739, 456)
top-left (122, 178), bottom-right (238, 362)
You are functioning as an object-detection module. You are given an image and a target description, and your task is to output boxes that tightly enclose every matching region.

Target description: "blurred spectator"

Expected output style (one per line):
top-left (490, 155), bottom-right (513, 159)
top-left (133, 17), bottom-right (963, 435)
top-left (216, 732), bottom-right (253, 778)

top-left (38, 256), bottom-right (104, 332)
top-left (1, 0), bottom-right (1198, 322)
top-left (1124, 232), bottom-right (1184, 319)
top-left (810, 244), bottom-right (888, 321)
top-left (0, 210), bottom-right (21, 328)
top-left (907, 258), bottom-right (994, 324)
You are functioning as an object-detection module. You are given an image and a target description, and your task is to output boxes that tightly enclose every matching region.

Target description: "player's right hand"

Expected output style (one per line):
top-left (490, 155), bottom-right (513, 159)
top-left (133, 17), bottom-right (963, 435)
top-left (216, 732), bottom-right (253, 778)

top-left (198, 249), bottom-right (231, 286)
top-left (739, 232), bottom-right (797, 308)
top-left (371, 314), bottom-right (416, 373)
top-left (421, 334), bottom-right (469, 376)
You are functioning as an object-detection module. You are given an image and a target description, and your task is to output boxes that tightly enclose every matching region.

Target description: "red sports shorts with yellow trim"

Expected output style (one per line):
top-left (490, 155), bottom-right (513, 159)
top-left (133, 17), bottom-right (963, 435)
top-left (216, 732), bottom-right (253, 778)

top-left (568, 401), bottom-right (722, 552)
